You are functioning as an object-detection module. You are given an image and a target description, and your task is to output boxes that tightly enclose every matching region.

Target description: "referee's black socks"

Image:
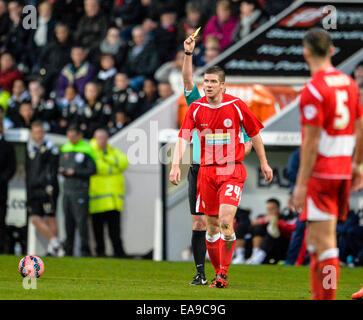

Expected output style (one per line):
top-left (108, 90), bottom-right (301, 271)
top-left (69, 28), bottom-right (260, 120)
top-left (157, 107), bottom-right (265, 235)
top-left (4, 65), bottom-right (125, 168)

top-left (191, 230), bottom-right (206, 275)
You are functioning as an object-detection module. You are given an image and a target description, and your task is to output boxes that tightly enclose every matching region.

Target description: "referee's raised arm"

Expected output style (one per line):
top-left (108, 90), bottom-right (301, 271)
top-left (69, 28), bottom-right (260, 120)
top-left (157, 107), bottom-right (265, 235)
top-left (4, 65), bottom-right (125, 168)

top-left (183, 35), bottom-right (196, 91)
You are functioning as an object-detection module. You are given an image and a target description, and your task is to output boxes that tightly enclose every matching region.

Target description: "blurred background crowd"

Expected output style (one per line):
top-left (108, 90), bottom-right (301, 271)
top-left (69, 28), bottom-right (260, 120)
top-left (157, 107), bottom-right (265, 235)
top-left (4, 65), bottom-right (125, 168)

top-left (0, 0), bottom-right (298, 138)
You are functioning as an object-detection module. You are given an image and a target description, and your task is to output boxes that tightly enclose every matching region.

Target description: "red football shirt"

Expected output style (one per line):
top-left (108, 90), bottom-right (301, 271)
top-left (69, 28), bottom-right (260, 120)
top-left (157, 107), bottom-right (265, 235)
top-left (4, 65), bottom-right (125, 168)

top-left (300, 67), bottom-right (363, 179)
top-left (179, 93), bottom-right (264, 166)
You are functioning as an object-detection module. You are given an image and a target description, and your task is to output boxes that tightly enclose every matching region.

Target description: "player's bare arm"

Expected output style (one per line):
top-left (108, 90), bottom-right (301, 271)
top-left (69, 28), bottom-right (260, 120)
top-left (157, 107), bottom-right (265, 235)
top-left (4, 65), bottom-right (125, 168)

top-left (244, 141), bottom-right (252, 155)
top-left (169, 137), bottom-right (188, 185)
top-left (352, 117), bottom-right (363, 192)
top-left (183, 35), bottom-right (196, 91)
top-left (250, 134), bottom-right (273, 182)
top-left (293, 124), bottom-right (321, 211)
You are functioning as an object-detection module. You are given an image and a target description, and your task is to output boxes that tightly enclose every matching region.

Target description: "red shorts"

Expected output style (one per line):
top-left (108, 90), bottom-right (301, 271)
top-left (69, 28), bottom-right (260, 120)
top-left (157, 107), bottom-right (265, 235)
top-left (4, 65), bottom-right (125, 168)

top-left (300, 177), bottom-right (351, 222)
top-left (196, 163), bottom-right (246, 216)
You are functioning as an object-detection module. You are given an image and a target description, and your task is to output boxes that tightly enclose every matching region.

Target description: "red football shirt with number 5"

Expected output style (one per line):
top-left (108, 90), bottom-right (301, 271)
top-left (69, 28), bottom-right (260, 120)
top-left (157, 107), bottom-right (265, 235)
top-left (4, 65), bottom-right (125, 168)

top-left (299, 67), bottom-right (363, 221)
top-left (300, 67), bottom-right (363, 179)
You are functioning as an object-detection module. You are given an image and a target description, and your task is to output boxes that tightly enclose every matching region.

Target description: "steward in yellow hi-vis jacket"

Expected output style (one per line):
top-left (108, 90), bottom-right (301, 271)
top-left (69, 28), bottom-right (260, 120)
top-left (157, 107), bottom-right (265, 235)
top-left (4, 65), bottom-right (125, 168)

top-left (89, 128), bottom-right (129, 257)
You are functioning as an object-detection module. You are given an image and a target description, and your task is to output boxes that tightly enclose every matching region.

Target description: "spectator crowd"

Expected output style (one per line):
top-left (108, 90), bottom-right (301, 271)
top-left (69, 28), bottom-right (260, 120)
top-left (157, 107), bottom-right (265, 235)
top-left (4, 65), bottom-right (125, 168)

top-left (0, 0), bottom-right (293, 138)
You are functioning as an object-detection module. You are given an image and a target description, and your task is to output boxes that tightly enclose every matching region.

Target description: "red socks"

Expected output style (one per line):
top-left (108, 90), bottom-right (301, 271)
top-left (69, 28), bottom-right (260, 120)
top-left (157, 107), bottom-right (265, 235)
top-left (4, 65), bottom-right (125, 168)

top-left (206, 233), bottom-right (221, 275)
top-left (308, 246), bottom-right (339, 300)
top-left (220, 233), bottom-right (236, 274)
top-left (308, 246), bottom-right (321, 300)
top-left (318, 248), bottom-right (340, 300)
top-left (206, 233), bottom-right (236, 275)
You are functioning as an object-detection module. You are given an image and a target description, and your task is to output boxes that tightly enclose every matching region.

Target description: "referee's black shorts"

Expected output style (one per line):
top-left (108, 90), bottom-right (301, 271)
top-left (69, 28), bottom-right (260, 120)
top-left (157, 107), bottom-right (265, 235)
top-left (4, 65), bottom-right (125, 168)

top-left (188, 163), bottom-right (203, 215)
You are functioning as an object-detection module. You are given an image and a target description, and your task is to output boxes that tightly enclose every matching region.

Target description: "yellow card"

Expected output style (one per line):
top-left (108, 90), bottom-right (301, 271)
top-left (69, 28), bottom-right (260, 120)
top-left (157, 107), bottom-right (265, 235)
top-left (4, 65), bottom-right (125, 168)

top-left (192, 27), bottom-right (201, 38)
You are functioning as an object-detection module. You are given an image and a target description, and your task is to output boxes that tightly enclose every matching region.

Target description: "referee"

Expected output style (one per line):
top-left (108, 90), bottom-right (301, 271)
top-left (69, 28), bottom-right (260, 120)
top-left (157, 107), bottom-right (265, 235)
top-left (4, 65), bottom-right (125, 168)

top-left (180, 35), bottom-right (253, 285)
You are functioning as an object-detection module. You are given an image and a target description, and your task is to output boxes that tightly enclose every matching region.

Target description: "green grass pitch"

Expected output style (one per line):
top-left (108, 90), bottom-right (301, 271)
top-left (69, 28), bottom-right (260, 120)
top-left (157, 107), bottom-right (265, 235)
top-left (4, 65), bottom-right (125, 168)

top-left (0, 255), bottom-right (362, 300)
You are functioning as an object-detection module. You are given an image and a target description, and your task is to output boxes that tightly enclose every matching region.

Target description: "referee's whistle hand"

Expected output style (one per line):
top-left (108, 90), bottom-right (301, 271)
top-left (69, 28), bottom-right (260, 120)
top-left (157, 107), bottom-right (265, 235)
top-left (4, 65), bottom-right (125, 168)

top-left (169, 166), bottom-right (181, 185)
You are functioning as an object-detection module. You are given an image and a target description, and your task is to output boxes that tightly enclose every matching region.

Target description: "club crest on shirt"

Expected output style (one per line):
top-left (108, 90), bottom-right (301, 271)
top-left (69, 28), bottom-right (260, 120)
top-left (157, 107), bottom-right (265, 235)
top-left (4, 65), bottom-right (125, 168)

top-left (224, 118), bottom-right (232, 128)
top-left (303, 104), bottom-right (317, 120)
top-left (28, 151), bottom-right (36, 159)
top-left (75, 152), bottom-right (85, 163)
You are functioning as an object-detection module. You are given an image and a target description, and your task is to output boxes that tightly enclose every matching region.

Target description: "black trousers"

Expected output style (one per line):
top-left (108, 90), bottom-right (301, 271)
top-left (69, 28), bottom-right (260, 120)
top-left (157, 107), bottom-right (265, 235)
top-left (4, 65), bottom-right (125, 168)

top-left (251, 224), bottom-right (290, 263)
top-left (0, 197), bottom-right (7, 253)
top-left (63, 192), bottom-right (90, 256)
top-left (91, 210), bottom-right (124, 257)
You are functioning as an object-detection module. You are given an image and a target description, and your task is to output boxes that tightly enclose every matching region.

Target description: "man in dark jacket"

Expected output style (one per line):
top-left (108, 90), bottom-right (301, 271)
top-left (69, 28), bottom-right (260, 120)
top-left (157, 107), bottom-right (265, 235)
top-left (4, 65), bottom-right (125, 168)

top-left (74, 0), bottom-right (108, 50)
top-left (39, 23), bottom-right (73, 94)
top-left (59, 124), bottom-right (96, 256)
top-left (4, 0), bottom-right (31, 65)
top-left (124, 26), bottom-right (160, 79)
top-left (0, 117), bottom-right (16, 254)
top-left (26, 121), bottom-right (64, 257)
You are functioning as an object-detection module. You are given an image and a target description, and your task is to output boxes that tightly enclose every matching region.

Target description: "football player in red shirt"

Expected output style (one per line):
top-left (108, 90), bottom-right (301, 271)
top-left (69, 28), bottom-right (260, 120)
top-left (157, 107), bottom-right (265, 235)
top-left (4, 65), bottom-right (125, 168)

top-left (170, 66), bottom-right (273, 288)
top-left (293, 28), bottom-right (363, 300)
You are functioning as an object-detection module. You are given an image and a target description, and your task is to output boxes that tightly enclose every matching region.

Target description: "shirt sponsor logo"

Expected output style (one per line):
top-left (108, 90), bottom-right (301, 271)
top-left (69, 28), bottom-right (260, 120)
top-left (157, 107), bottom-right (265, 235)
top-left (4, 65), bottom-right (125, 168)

top-left (205, 133), bottom-right (231, 145)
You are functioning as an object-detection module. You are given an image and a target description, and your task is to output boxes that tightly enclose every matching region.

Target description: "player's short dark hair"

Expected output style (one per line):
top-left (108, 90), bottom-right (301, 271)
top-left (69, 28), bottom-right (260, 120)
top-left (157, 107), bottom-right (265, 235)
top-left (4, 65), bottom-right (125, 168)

top-left (303, 28), bottom-right (333, 58)
top-left (266, 198), bottom-right (280, 208)
top-left (204, 66), bottom-right (225, 83)
top-left (30, 120), bottom-right (43, 129)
